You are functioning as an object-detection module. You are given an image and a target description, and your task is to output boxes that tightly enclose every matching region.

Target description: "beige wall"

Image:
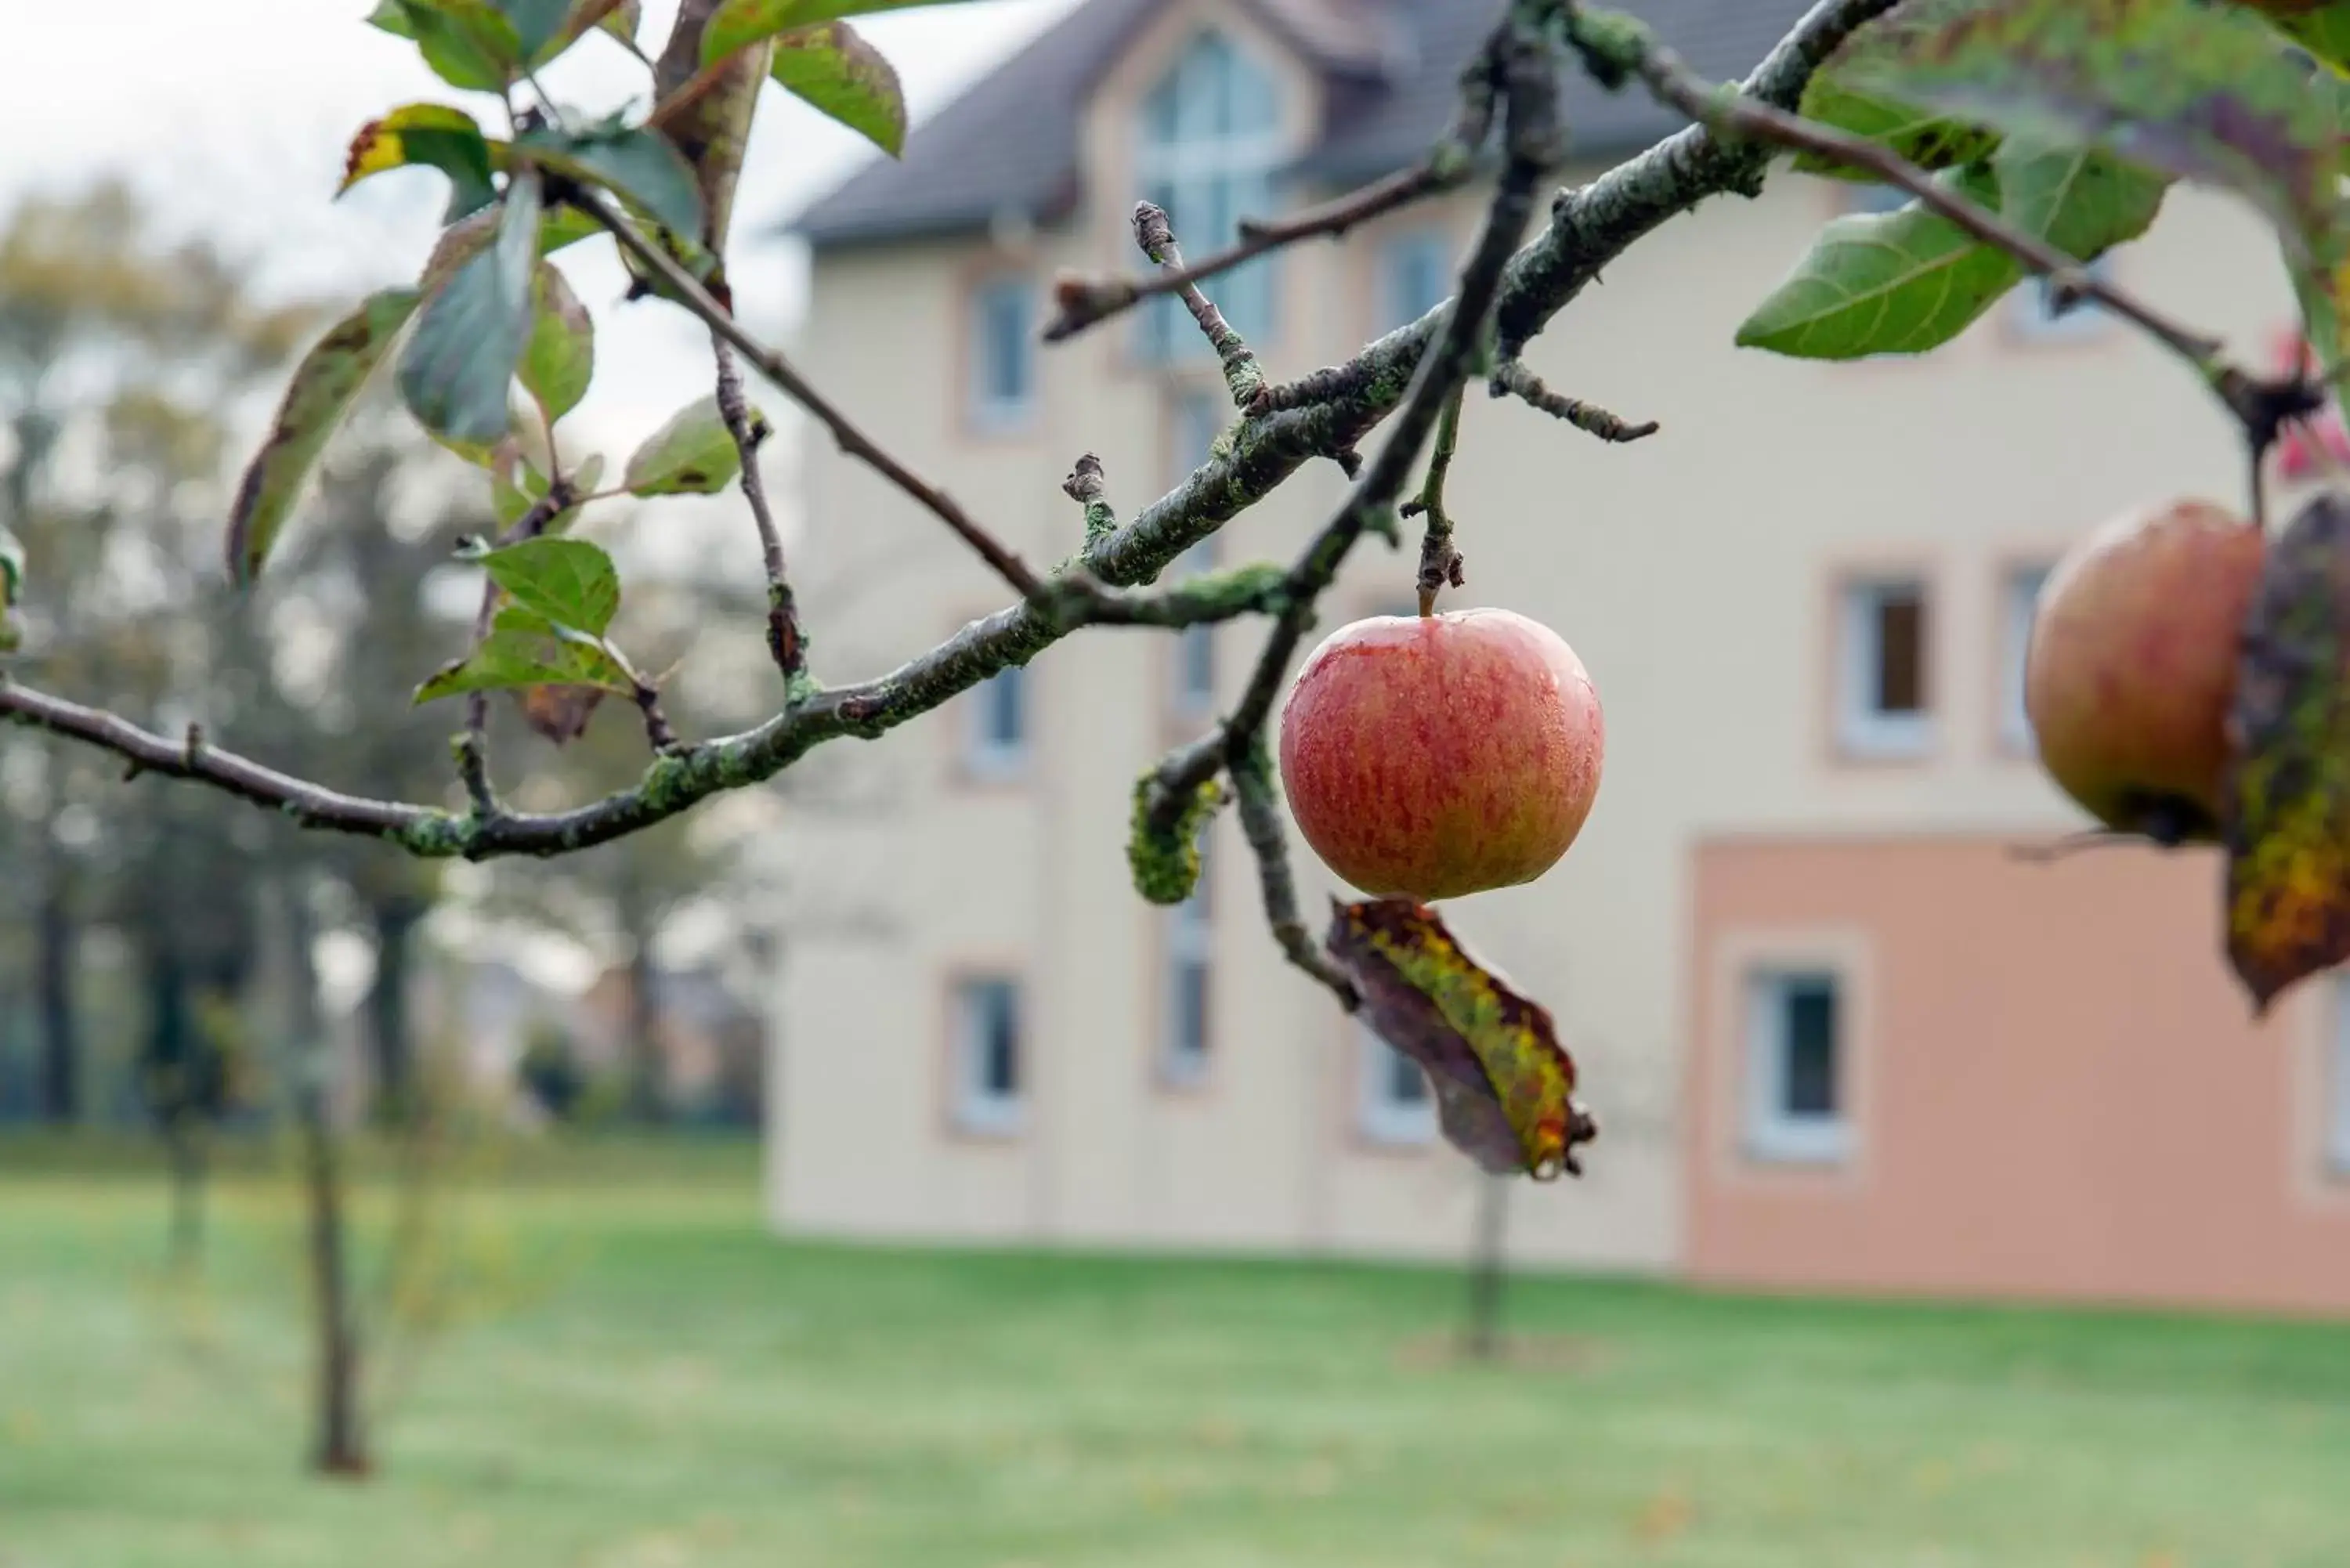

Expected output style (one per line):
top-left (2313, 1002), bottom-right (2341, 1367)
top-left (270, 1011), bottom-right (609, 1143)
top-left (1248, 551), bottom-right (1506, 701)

top-left (1689, 838), bottom-right (2350, 1315)
top-left (770, 0), bottom-right (2303, 1272)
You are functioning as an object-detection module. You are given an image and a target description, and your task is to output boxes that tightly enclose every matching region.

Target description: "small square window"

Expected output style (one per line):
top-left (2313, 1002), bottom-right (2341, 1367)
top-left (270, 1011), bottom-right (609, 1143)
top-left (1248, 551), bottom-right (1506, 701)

top-left (1744, 970), bottom-right (1849, 1165)
top-left (1837, 578), bottom-right (1932, 759)
top-left (964, 666), bottom-right (1028, 779)
top-left (1162, 848), bottom-right (1213, 1086)
top-left (2009, 256), bottom-right (2115, 343)
top-left (2000, 563), bottom-right (2053, 755)
top-left (1357, 1022), bottom-right (1436, 1146)
top-left (1378, 230), bottom-right (1452, 331)
top-left (952, 977), bottom-right (1025, 1136)
top-left (969, 277), bottom-right (1036, 431)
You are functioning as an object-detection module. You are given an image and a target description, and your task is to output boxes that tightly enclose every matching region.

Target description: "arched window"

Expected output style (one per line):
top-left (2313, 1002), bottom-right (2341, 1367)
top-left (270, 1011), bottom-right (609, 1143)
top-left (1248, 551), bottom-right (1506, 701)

top-left (1136, 31), bottom-right (1284, 359)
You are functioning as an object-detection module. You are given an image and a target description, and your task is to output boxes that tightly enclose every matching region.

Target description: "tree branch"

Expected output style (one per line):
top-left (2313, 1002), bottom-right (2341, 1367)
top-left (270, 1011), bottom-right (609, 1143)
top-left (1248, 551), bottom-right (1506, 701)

top-left (712, 336), bottom-right (804, 682)
top-left (457, 474), bottom-right (578, 818)
top-left (1, 0), bottom-right (1914, 862)
top-left (1556, 1), bottom-right (2320, 439)
top-left (569, 189), bottom-right (1051, 604)
top-left (1128, 201), bottom-right (1265, 407)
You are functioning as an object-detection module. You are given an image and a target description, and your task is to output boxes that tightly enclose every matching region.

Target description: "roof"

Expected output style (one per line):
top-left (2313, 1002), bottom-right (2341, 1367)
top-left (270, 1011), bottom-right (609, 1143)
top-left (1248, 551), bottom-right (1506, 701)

top-left (786, 0), bottom-right (1822, 250)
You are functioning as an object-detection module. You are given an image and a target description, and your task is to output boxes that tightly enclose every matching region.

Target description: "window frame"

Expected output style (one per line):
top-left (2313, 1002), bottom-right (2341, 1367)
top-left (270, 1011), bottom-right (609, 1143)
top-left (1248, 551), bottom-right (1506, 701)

top-left (1376, 227), bottom-right (1454, 334)
top-left (948, 974), bottom-right (1026, 1138)
top-left (1834, 574), bottom-right (1934, 761)
top-left (962, 664), bottom-right (1029, 782)
top-left (1998, 560), bottom-right (2055, 757)
top-left (1742, 968), bottom-right (1852, 1166)
top-left (1355, 1021), bottom-right (1437, 1148)
top-left (1159, 843), bottom-right (1214, 1088)
top-left (966, 273), bottom-right (1039, 435)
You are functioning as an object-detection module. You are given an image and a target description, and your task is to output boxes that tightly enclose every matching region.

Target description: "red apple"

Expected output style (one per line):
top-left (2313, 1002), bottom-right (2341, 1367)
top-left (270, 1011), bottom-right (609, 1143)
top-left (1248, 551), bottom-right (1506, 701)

top-left (2025, 496), bottom-right (2264, 844)
top-left (1278, 607), bottom-right (1604, 900)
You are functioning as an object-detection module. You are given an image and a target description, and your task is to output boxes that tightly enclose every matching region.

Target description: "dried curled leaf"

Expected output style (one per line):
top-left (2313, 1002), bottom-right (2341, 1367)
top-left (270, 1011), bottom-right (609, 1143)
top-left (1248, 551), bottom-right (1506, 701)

top-left (1324, 898), bottom-right (1596, 1180)
top-left (515, 682), bottom-right (605, 744)
top-left (2225, 492), bottom-right (2350, 1010)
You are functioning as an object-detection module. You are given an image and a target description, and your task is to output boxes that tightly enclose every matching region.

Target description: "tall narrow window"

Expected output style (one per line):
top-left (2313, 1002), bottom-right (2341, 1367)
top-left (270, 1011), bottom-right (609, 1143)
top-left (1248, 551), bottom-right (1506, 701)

top-left (1836, 577), bottom-right (1932, 759)
top-left (1358, 1022), bottom-right (1436, 1146)
top-left (952, 977), bottom-right (1024, 1135)
top-left (1168, 388), bottom-right (1227, 717)
top-left (964, 666), bottom-right (1028, 779)
top-left (1162, 844), bottom-right (1213, 1086)
top-left (969, 276), bottom-right (1036, 431)
top-left (1744, 970), bottom-right (1849, 1165)
top-left (1378, 230), bottom-right (1452, 331)
top-left (1137, 31), bottom-right (1283, 359)
top-left (2330, 975), bottom-right (2350, 1175)
top-left (2000, 563), bottom-right (2052, 754)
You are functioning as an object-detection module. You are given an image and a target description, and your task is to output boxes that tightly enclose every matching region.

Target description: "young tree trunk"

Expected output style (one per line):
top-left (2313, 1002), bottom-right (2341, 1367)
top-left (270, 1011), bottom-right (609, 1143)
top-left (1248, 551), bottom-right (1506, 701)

top-left (616, 874), bottom-right (667, 1123)
top-left (34, 851), bottom-right (80, 1125)
top-left (1462, 1175), bottom-right (1509, 1361)
top-left (287, 885), bottom-right (369, 1477)
top-left (364, 898), bottom-right (422, 1126)
top-left (164, 1117), bottom-right (206, 1274)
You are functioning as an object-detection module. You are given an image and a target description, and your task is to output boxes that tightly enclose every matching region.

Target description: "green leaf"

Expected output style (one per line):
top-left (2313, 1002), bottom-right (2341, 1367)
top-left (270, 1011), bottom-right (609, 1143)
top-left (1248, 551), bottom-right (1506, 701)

top-left (1991, 136), bottom-right (2170, 258)
top-left (2229, 0), bottom-right (2350, 75)
top-left (1, 525), bottom-right (25, 653)
top-left (399, 173), bottom-right (542, 445)
top-left (1792, 73), bottom-right (2003, 179)
top-left (338, 103), bottom-right (499, 222)
top-left (477, 536), bottom-right (620, 635)
top-left (227, 288), bottom-right (423, 585)
top-left (491, 450), bottom-right (599, 532)
top-left (1834, 0), bottom-right (2346, 264)
top-left (520, 262), bottom-right (594, 425)
top-left (375, 0), bottom-right (524, 92)
top-left (367, 0), bottom-right (419, 38)
top-left (622, 394), bottom-right (759, 494)
top-left (1736, 164), bottom-right (2024, 359)
top-left (492, 0), bottom-right (571, 57)
top-left (2225, 491), bottom-right (2350, 1011)
top-left (700, 0), bottom-right (971, 67)
top-left (1323, 898), bottom-right (1596, 1180)
top-left (768, 23), bottom-right (908, 156)
top-left (516, 124), bottom-right (703, 243)
top-left (414, 614), bottom-right (633, 704)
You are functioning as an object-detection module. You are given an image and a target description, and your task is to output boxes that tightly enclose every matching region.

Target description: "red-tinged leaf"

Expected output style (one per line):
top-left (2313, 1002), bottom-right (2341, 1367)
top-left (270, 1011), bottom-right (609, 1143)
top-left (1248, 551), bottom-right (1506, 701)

top-left (2224, 490), bottom-right (2350, 1010)
top-left (1833, 0), bottom-right (2346, 264)
top-left (1323, 898), bottom-right (1597, 1180)
top-left (515, 682), bottom-right (604, 743)
top-left (769, 23), bottom-right (907, 157)
top-left (226, 288), bottom-right (422, 585)
top-left (339, 103), bottom-right (499, 220)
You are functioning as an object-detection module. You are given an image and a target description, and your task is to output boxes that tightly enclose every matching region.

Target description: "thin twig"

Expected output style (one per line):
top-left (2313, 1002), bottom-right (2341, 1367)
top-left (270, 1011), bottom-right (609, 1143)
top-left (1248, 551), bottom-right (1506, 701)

top-left (1406, 386), bottom-right (1468, 616)
top-left (457, 475), bottom-right (578, 818)
top-left (569, 189), bottom-right (1051, 603)
top-left (1061, 453), bottom-right (1118, 545)
top-left (1231, 739), bottom-right (1359, 1007)
top-left (1489, 359), bottom-right (1659, 443)
top-left (1043, 39), bottom-right (1506, 347)
top-left (1129, 201), bottom-right (1264, 407)
top-left (712, 336), bottom-right (804, 680)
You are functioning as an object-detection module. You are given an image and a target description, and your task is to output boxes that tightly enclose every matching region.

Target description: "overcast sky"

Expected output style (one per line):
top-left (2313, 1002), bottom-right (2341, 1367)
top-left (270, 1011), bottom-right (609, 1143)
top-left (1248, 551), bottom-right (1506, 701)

top-left (0, 0), bottom-right (1079, 468)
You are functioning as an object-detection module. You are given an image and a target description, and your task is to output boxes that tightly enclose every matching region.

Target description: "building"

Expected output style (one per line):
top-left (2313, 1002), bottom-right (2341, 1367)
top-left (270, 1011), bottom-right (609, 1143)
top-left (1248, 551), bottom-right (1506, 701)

top-left (767, 0), bottom-right (2350, 1313)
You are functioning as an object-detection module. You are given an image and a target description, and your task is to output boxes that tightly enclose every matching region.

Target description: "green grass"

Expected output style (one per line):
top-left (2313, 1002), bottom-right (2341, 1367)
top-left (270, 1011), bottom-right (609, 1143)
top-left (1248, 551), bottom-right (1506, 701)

top-left (6, 1147), bottom-right (2350, 1567)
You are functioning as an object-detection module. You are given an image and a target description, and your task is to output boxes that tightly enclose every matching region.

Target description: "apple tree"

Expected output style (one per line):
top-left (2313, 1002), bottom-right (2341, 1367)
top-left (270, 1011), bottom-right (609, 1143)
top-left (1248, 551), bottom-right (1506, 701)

top-left (3, 0), bottom-right (2348, 1198)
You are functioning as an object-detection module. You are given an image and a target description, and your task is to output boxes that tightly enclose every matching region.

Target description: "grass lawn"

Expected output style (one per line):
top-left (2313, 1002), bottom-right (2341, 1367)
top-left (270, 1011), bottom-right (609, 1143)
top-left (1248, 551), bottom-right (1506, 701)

top-left (5, 1147), bottom-right (2350, 1568)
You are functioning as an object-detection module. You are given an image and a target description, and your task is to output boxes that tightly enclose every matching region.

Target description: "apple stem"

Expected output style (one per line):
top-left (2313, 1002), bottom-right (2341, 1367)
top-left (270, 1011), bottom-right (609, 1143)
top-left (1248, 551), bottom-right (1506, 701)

top-left (1407, 387), bottom-right (1468, 617)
